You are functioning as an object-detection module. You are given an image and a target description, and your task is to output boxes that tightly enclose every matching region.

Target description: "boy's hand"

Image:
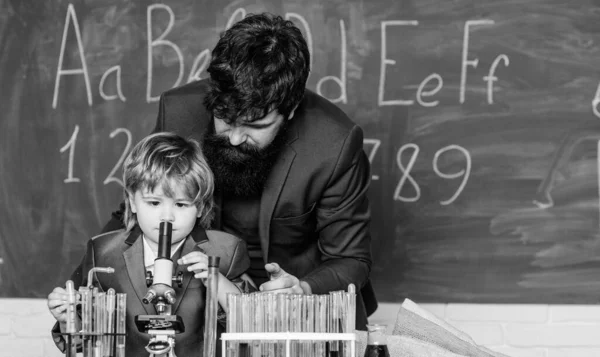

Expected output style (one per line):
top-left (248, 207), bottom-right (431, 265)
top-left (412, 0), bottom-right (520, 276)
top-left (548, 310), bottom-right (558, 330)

top-left (178, 251), bottom-right (209, 279)
top-left (47, 287), bottom-right (71, 324)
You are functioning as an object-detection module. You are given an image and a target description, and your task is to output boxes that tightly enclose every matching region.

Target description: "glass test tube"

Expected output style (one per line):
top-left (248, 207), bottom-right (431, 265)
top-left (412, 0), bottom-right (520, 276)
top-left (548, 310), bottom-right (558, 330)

top-left (306, 295), bottom-right (316, 357)
top-left (266, 293), bottom-right (276, 357)
top-left (203, 256), bottom-right (220, 357)
top-left (317, 295), bottom-right (328, 357)
top-left (105, 288), bottom-right (116, 357)
top-left (115, 293), bottom-right (126, 357)
top-left (79, 287), bottom-right (92, 357)
top-left (346, 285), bottom-right (357, 357)
top-left (95, 292), bottom-right (106, 357)
top-left (226, 293), bottom-right (239, 357)
top-left (329, 291), bottom-right (340, 357)
top-left (65, 281), bottom-right (78, 357)
top-left (239, 294), bottom-right (250, 357)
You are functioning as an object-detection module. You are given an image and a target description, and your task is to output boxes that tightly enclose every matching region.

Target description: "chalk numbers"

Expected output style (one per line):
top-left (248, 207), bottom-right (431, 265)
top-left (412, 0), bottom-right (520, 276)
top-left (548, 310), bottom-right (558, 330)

top-left (394, 143), bottom-right (421, 202)
top-left (60, 126), bottom-right (132, 187)
top-left (59, 125), bottom-right (81, 183)
top-left (365, 139), bottom-right (471, 205)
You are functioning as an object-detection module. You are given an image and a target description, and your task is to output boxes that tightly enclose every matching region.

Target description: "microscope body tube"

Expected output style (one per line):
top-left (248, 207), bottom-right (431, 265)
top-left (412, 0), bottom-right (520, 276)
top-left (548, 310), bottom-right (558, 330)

top-left (142, 221), bottom-right (176, 306)
top-left (155, 221), bottom-right (174, 286)
top-left (203, 256), bottom-right (220, 357)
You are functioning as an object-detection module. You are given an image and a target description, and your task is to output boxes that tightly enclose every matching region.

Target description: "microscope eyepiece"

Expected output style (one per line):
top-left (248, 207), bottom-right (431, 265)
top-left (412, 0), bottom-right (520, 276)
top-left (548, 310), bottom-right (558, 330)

top-left (158, 222), bottom-right (173, 259)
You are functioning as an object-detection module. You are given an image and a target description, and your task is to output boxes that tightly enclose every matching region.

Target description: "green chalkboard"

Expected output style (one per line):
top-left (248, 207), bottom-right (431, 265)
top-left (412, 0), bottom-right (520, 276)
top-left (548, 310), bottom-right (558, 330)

top-left (2, 0), bottom-right (600, 304)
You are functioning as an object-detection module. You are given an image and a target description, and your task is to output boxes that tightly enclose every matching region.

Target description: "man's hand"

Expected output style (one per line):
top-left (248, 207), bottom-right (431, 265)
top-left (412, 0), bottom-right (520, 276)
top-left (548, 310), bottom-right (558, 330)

top-left (259, 263), bottom-right (312, 294)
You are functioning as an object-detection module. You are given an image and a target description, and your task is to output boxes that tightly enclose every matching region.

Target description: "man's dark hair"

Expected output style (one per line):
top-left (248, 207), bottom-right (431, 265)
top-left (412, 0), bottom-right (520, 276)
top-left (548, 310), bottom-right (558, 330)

top-left (204, 13), bottom-right (310, 123)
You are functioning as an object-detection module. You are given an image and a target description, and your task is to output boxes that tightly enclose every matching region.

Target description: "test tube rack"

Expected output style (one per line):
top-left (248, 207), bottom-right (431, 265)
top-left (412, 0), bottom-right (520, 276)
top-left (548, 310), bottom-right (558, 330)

top-left (221, 285), bottom-right (358, 357)
top-left (220, 331), bottom-right (357, 357)
top-left (62, 286), bottom-right (127, 357)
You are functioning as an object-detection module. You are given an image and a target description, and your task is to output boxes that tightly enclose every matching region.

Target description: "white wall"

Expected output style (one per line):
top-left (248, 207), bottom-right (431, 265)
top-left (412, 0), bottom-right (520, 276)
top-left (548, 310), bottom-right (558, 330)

top-left (2, 298), bottom-right (600, 357)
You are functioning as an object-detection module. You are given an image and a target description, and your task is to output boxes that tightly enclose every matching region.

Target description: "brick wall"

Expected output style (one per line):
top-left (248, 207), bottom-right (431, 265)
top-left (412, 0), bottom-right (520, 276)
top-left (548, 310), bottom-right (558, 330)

top-left (1, 298), bottom-right (599, 357)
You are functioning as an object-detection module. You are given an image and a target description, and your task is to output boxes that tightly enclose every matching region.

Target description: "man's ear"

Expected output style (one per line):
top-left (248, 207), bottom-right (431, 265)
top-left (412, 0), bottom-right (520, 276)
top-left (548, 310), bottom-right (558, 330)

top-left (287, 104), bottom-right (300, 120)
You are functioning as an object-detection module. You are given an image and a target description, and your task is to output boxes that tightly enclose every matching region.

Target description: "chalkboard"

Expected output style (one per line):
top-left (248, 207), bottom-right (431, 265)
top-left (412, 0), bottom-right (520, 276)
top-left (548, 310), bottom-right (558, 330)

top-left (2, 0), bottom-right (600, 304)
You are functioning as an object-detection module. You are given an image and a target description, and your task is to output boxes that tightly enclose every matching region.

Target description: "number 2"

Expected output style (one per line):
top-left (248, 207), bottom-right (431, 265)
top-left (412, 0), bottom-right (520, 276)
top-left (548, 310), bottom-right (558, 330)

top-left (103, 128), bottom-right (132, 187)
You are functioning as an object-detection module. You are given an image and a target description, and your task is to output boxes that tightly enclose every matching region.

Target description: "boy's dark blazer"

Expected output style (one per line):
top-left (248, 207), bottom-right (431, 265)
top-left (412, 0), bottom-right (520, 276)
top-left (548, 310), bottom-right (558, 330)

top-left (51, 226), bottom-right (250, 357)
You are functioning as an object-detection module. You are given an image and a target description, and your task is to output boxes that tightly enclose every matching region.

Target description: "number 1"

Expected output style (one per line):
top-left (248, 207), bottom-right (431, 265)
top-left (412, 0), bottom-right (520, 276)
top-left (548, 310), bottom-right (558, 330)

top-left (59, 125), bottom-right (80, 183)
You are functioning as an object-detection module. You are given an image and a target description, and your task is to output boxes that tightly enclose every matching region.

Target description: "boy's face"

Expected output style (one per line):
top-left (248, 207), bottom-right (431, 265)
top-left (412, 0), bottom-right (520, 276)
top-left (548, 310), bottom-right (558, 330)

top-left (129, 183), bottom-right (199, 248)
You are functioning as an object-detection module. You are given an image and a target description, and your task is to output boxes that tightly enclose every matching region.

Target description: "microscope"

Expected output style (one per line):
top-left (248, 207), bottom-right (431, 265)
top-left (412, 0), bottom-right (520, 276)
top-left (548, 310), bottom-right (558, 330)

top-left (135, 222), bottom-right (184, 356)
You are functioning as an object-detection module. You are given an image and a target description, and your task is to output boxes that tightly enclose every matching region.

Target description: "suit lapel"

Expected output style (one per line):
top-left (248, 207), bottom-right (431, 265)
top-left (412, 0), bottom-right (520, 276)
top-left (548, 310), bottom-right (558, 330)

top-left (258, 133), bottom-right (298, 262)
top-left (123, 230), bottom-right (155, 315)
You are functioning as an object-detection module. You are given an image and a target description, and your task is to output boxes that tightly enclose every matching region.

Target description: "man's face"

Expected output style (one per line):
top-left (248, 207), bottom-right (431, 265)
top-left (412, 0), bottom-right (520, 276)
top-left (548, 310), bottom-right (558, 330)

top-left (213, 109), bottom-right (287, 149)
top-left (202, 109), bottom-right (292, 197)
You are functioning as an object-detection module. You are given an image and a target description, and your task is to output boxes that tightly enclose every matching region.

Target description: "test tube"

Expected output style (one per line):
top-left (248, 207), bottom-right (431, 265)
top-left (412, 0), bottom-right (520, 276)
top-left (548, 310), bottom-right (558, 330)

top-left (266, 293), bottom-right (276, 357)
top-left (305, 295), bottom-right (315, 357)
top-left (95, 292), bottom-right (106, 357)
top-left (65, 281), bottom-right (77, 357)
top-left (94, 340), bottom-right (102, 357)
top-left (115, 293), bottom-right (126, 357)
top-left (203, 256), bottom-right (220, 357)
top-left (329, 291), bottom-right (340, 357)
top-left (291, 294), bottom-right (302, 357)
top-left (316, 295), bottom-right (328, 357)
top-left (276, 294), bottom-right (289, 357)
top-left (252, 293), bottom-right (266, 356)
top-left (80, 287), bottom-right (92, 357)
top-left (226, 293), bottom-right (239, 357)
top-left (105, 288), bottom-right (116, 357)
top-left (346, 285), bottom-right (356, 357)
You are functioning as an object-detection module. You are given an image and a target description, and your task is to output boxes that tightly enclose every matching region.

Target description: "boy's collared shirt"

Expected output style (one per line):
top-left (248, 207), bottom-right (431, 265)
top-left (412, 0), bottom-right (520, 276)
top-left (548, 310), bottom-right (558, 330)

top-left (142, 234), bottom-right (187, 272)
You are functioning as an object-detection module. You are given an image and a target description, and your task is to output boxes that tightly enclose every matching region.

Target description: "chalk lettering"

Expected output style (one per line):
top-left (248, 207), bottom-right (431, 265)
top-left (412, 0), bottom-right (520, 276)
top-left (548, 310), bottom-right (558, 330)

top-left (286, 13), bottom-right (313, 76)
top-left (99, 65), bottom-right (126, 102)
top-left (226, 8), bottom-right (246, 30)
top-left (598, 140), bottom-right (600, 224)
top-left (484, 55), bottom-right (509, 104)
top-left (592, 81), bottom-right (600, 119)
top-left (433, 145), bottom-right (471, 205)
top-left (60, 125), bottom-right (81, 183)
top-left (416, 73), bottom-right (443, 107)
top-left (146, 4), bottom-right (183, 103)
top-left (52, 4), bottom-right (92, 109)
top-left (379, 20), bottom-right (419, 106)
top-left (316, 19), bottom-right (347, 103)
top-left (187, 49), bottom-right (210, 83)
top-left (364, 138), bottom-right (382, 180)
top-left (460, 20), bottom-right (494, 103)
top-left (393, 143), bottom-right (420, 202)
top-left (103, 128), bottom-right (132, 187)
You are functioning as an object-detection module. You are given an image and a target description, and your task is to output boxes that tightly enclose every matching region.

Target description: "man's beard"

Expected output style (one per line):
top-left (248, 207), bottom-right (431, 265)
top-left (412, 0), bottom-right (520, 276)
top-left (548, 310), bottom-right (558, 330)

top-left (202, 122), bottom-right (289, 197)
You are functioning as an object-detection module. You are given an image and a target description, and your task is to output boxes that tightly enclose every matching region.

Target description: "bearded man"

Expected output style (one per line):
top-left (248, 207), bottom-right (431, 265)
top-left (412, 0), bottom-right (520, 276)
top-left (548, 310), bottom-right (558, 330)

top-left (103, 12), bottom-right (377, 329)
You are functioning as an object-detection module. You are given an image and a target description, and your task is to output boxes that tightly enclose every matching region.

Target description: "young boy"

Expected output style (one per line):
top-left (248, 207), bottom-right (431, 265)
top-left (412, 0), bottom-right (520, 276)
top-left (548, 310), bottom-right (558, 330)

top-left (47, 132), bottom-right (255, 357)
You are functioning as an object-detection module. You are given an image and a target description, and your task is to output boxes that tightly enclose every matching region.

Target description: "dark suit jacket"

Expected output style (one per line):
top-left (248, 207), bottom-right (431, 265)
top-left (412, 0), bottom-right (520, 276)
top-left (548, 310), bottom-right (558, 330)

top-left (52, 226), bottom-right (250, 357)
top-left (104, 79), bottom-right (377, 329)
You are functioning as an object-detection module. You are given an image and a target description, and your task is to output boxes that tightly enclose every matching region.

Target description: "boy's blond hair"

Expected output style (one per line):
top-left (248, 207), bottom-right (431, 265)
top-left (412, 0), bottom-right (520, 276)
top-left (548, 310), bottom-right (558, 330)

top-left (122, 132), bottom-right (214, 231)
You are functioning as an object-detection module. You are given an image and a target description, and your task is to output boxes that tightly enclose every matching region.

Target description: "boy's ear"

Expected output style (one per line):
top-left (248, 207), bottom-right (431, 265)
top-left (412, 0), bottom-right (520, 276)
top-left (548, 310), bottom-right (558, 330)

top-left (128, 195), bottom-right (137, 214)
